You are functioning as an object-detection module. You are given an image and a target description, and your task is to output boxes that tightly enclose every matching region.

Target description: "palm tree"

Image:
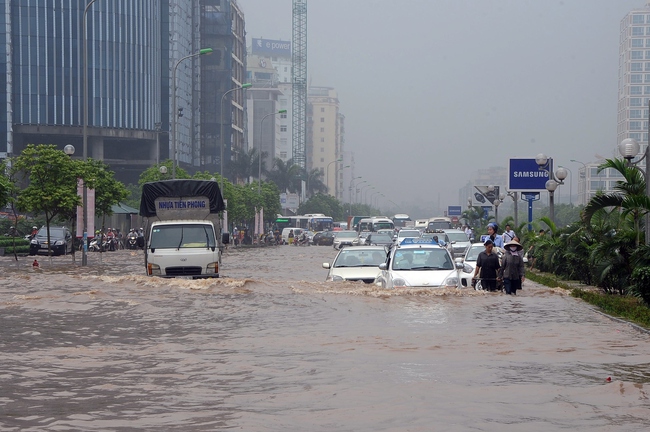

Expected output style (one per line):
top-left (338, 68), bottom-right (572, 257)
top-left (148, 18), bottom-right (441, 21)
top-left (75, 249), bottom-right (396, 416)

top-left (306, 168), bottom-right (327, 197)
top-left (266, 158), bottom-right (302, 193)
top-left (229, 148), bottom-right (267, 184)
top-left (582, 158), bottom-right (650, 247)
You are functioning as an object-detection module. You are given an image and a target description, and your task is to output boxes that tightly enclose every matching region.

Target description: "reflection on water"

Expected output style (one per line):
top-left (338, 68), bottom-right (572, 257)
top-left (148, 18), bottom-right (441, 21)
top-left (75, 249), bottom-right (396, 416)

top-left (1, 247), bottom-right (649, 431)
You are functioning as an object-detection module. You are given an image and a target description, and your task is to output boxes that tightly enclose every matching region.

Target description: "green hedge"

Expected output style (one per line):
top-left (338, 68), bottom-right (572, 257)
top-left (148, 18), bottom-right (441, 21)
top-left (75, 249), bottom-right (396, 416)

top-left (0, 238), bottom-right (31, 256)
top-left (571, 289), bottom-right (650, 329)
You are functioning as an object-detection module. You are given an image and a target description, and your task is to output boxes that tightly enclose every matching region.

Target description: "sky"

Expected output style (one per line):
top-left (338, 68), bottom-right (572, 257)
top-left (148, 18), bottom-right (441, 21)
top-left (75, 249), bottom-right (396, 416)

top-left (238, 0), bottom-right (645, 210)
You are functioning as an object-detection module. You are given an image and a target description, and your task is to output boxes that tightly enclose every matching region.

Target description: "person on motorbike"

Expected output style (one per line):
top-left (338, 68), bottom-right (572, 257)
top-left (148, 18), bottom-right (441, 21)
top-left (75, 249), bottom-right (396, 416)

top-left (106, 228), bottom-right (116, 251)
top-left (30, 226), bottom-right (39, 239)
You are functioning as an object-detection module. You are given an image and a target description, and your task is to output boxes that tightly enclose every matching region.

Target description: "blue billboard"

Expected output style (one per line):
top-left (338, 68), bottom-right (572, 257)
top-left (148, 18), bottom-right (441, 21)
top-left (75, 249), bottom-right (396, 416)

top-left (447, 205), bottom-right (462, 216)
top-left (251, 38), bottom-right (291, 57)
top-left (507, 158), bottom-right (552, 192)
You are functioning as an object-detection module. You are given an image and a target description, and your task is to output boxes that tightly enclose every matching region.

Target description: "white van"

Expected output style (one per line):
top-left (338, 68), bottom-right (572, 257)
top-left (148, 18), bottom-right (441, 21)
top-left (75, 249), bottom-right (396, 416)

top-left (281, 227), bottom-right (305, 244)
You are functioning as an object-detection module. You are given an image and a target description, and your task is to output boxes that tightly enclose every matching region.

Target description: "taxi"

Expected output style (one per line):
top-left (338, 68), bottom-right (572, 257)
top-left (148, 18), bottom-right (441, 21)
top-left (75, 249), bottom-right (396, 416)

top-left (374, 238), bottom-right (472, 289)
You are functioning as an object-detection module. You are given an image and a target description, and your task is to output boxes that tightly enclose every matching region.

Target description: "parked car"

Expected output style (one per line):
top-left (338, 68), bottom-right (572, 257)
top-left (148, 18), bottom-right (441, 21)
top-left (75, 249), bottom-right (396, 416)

top-left (312, 231), bottom-right (335, 246)
top-left (323, 246), bottom-right (388, 283)
top-left (333, 230), bottom-right (359, 249)
top-left (29, 226), bottom-right (73, 256)
top-left (374, 238), bottom-right (471, 289)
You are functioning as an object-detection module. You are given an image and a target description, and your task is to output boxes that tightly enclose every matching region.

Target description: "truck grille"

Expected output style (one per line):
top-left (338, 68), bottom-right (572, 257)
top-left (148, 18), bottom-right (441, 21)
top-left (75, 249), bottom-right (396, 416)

top-left (165, 266), bottom-right (202, 276)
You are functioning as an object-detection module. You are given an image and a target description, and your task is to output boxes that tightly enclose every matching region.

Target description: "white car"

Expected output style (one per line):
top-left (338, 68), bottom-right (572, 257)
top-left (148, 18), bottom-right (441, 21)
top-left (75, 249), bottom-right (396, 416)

top-left (442, 229), bottom-right (472, 258)
top-left (333, 230), bottom-right (359, 249)
top-left (323, 246), bottom-right (388, 283)
top-left (375, 238), bottom-right (472, 289)
top-left (396, 229), bottom-right (421, 244)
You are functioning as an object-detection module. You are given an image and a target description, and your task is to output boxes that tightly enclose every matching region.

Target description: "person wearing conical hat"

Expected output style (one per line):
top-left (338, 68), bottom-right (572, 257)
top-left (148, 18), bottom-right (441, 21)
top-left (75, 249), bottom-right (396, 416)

top-left (498, 239), bottom-right (525, 295)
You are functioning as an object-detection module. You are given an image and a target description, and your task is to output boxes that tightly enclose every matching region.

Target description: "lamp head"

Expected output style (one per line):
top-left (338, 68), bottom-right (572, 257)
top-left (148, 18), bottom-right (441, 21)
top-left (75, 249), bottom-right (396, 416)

top-left (545, 179), bottom-right (558, 192)
top-left (241, 83), bottom-right (253, 89)
top-left (159, 166), bottom-right (168, 174)
top-left (494, 199), bottom-right (501, 207)
top-left (536, 153), bottom-right (548, 167)
top-left (555, 167), bottom-right (568, 181)
top-left (619, 138), bottom-right (640, 160)
top-left (63, 145), bottom-right (75, 156)
top-left (499, 193), bottom-right (505, 200)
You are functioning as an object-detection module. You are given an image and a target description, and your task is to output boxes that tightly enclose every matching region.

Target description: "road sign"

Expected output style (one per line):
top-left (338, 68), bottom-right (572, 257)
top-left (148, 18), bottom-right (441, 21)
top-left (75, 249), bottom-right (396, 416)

top-left (475, 186), bottom-right (500, 204)
top-left (508, 158), bottom-right (551, 192)
top-left (521, 192), bottom-right (540, 201)
top-left (481, 205), bottom-right (492, 219)
top-left (448, 205), bottom-right (462, 216)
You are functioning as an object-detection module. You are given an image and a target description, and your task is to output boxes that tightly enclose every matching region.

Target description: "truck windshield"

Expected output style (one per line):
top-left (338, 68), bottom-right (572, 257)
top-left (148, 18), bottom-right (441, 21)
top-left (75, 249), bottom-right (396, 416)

top-left (150, 224), bottom-right (215, 249)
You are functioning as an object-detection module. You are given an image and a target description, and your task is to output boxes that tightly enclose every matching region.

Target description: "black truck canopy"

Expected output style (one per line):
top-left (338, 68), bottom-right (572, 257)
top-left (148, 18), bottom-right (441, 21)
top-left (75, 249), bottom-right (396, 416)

top-left (139, 180), bottom-right (225, 217)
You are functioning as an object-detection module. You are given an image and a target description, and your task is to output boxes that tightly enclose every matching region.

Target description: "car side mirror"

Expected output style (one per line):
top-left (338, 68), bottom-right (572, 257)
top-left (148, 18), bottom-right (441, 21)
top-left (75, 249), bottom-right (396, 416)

top-left (379, 263), bottom-right (387, 270)
top-left (322, 263), bottom-right (331, 269)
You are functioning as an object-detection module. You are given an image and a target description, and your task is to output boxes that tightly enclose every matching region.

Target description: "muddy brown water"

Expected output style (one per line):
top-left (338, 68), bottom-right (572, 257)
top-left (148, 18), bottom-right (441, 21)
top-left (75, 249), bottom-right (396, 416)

top-left (1, 246), bottom-right (649, 431)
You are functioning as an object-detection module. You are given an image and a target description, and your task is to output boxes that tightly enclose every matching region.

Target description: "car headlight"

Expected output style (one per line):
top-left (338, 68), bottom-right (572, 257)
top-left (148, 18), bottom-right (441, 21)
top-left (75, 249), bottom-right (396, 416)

top-left (330, 275), bottom-right (344, 282)
top-left (206, 262), bottom-right (219, 274)
top-left (443, 276), bottom-right (459, 287)
top-left (392, 278), bottom-right (409, 287)
top-left (147, 263), bottom-right (161, 276)
top-left (54, 240), bottom-right (64, 246)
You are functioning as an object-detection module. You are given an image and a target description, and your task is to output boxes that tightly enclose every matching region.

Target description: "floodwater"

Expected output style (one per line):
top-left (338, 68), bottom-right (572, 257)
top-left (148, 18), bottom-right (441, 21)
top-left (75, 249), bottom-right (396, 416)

top-left (1, 246), bottom-right (649, 431)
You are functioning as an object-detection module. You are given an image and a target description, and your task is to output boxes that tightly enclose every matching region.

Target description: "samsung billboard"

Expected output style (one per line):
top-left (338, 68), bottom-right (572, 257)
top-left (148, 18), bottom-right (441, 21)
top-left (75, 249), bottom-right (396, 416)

top-left (252, 38), bottom-right (291, 57)
top-left (507, 158), bottom-right (552, 192)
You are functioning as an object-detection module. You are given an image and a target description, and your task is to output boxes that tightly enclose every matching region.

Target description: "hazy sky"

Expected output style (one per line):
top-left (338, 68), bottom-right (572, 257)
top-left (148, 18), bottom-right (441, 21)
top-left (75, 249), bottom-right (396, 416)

top-left (239, 0), bottom-right (643, 208)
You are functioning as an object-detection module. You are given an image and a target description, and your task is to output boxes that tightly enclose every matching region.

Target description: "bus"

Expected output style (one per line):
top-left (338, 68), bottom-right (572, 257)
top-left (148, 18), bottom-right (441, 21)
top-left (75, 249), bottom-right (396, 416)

top-left (357, 217), bottom-right (395, 233)
top-left (274, 214), bottom-right (333, 233)
top-left (426, 217), bottom-right (453, 232)
top-left (392, 214), bottom-right (413, 229)
top-left (304, 214), bottom-right (334, 232)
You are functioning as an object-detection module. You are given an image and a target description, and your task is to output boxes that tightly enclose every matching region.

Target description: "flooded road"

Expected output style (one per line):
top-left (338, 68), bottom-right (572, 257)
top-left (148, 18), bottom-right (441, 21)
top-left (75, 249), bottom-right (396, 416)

top-left (1, 246), bottom-right (649, 431)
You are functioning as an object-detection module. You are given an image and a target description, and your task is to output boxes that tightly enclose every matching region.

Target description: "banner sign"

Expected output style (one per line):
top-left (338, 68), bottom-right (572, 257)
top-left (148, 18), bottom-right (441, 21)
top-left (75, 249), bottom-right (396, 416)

top-left (252, 38), bottom-right (291, 56)
top-left (447, 205), bottom-right (462, 216)
top-left (508, 158), bottom-right (552, 192)
top-left (475, 185), bottom-right (500, 204)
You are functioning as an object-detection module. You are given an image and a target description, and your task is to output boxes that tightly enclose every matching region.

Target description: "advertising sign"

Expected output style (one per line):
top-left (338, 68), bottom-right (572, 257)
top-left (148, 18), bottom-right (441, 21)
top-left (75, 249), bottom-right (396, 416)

top-left (447, 205), bottom-right (462, 216)
top-left (508, 158), bottom-right (552, 192)
top-left (252, 38), bottom-right (291, 57)
top-left (280, 193), bottom-right (300, 209)
top-left (475, 186), bottom-right (500, 204)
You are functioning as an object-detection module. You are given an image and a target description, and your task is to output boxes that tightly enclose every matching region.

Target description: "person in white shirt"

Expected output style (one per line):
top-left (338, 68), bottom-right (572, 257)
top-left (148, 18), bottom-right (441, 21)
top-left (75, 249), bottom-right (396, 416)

top-left (502, 224), bottom-right (516, 244)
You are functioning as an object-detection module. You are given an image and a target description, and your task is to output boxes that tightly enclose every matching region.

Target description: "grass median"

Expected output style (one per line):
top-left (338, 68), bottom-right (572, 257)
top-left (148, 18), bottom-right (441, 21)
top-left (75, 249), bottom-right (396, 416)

top-left (526, 271), bottom-right (650, 330)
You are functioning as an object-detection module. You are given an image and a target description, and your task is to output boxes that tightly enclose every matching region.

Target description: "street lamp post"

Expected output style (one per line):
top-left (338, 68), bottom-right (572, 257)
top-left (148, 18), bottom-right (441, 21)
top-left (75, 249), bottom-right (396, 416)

top-left (493, 198), bottom-right (501, 225)
top-left (348, 176), bottom-right (362, 216)
top-left (536, 153), bottom-right (568, 226)
top-left (358, 182), bottom-right (370, 204)
top-left (219, 83), bottom-right (252, 192)
top-left (570, 159), bottom-right (587, 206)
top-left (364, 186), bottom-right (375, 206)
top-left (559, 165), bottom-right (573, 206)
top-left (258, 110), bottom-right (287, 195)
top-left (171, 47), bottom-right (214, 179)
top-left (618, 137), bottom-right (650, 244)
top-left (81, 0), bottom-right (101, 266)
top-left (326, 158), bottom-right (343, 195)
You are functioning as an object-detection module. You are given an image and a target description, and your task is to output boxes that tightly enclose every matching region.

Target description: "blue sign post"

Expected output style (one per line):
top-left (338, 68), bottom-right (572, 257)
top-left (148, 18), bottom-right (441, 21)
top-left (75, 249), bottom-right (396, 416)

top-left (447, 206), bottom-right (462, 216)
top-left (509, 158), bottom-right (550, 232)
top-left (521, 192), bottom-right (540, 231)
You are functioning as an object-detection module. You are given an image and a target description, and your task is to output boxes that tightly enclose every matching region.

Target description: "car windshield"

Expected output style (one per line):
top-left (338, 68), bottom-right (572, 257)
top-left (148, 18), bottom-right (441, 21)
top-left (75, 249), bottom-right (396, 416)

top-left (446, 232), bottom-right (469, 242)
top-left (336, 231), bottom-right (358, 238)
top-left (373, 222), bottom-right (394, 230)
top-left (398, 230), bottom-right (420, 238)
top-left (335, 249), bottom-right (386, 267)
top-left (369, 234), bottom-right (392, 243)
top-left (392, 248), bottom-right (453, 271)
top-left (38, 228), bottom-right (66, 237)
top-left (465, 246), bottom-right (484, 261)
top-left (150, 224), bottom-right (215, 249)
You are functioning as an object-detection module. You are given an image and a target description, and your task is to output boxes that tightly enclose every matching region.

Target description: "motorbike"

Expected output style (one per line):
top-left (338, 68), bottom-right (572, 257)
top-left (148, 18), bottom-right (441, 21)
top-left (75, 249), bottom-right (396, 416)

top-left (294, 235), bottom-right (310, 246)
top-left (127, 232), bottom-right (138, 250)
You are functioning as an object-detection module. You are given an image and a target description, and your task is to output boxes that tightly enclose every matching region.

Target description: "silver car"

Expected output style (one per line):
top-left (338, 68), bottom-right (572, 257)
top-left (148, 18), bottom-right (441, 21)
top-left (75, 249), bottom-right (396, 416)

top-left (323, 246), bottom-right (388, 283)
top-left (442, 229), bottom-right (472, 258)
top-left (332, 230), bottom-right (359, 249)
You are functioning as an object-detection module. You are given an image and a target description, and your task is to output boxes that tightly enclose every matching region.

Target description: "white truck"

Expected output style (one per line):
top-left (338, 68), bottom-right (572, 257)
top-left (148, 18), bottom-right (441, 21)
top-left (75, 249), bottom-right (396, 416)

top-left (139, 179), bottom-right (226, 279)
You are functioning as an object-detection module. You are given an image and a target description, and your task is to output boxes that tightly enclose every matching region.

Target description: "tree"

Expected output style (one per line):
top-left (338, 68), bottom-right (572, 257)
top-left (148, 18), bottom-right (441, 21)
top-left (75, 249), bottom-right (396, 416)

top-left (298, 194), bottom-right (345, 220)
top-left (582, 158), bottom-right (650, 247)
top-left (0, 160), bottom-right (11, 210)
top-left (12, 144), bottom-right (85, 257)
top-left (306, 168), bottom-right (327, 197)
top-left (266, 158), bottom-right (302, 193)
top-left (229, 148), bottom-right (267, 184)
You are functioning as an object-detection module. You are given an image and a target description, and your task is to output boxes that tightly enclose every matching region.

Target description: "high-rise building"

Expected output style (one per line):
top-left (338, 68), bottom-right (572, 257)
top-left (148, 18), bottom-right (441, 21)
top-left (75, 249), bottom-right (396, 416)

top-left (307, 87), bottom-right (344, 197)
top-left (0, 1), bottom-right (246, 183)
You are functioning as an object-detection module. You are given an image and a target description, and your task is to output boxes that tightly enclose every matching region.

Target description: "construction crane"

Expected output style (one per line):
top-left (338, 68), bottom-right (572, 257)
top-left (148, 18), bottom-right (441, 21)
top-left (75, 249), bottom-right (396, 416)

top-left (292, 0), bottom-right (308, 178)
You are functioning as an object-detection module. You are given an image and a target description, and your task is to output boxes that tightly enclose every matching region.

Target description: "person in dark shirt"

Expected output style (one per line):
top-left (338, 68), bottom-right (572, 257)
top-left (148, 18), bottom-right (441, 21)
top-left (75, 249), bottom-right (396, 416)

top-left (473, 239), bottom-right (501, 292)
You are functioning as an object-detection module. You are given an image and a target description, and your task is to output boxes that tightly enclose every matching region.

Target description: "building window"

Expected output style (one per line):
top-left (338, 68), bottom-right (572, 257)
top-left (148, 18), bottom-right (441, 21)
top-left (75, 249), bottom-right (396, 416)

top-left (645, 75), bottom-right (650, 83)
top-left (320, 138), bottom-right (325, 142)
top-left (280, 125), bottom-right (287, 132)
top-left (633, 51), bottom-right (644, 60)
top-left (630, 132), bottom-right (642, 140)
top-left (630, 109), bottom-right (643, 119)
top-left (645, 86), bottom-right (650, 95)
top-left (280, 151), bottom-right (287, 159)
top-left (630, 121), bottom-right (642, 130)
top-left (281, 112), bottom-right (287, 118)
top-left (320, 117), bottom-right (325, 122)
top-left (320, 147), bottom-right (324, 152)
top-left (633, 14), bottom-right (645, 24)
top-left (632, 74), bottom-right (643, 84)
top-left (320, 127), bottom-right (325, 132)
top-left (633, 27), bottom-right (645, 36)
top-left (632, 63), bottom-right (643, 72)
top-left (633, 39), bottom-right (645, 48)
top-left (646, 52), bottom-right (650, 60)
top-left (631, 98), bottom-right (643, 106)
top-left (631, 86), bottom-right (642, 95)
top-left (320, 158), bottom-right (324, 163)
top-left (320, 107), bottom-right (325, 112)
top-left (590, 180), bottom-right (607, 190)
